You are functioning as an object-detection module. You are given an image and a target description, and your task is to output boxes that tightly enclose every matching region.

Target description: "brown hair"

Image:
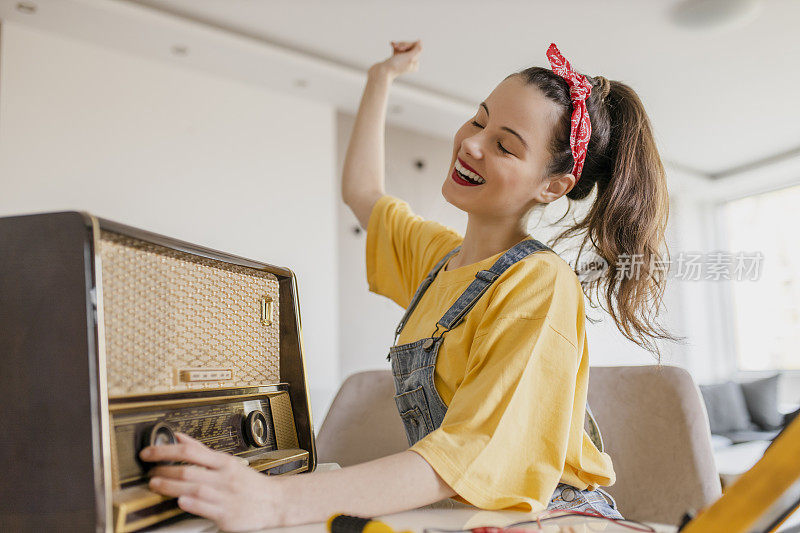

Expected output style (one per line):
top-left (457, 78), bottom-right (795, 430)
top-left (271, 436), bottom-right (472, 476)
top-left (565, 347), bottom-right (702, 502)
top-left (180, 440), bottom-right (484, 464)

top-left (512, 67), bottom-right (683, 361)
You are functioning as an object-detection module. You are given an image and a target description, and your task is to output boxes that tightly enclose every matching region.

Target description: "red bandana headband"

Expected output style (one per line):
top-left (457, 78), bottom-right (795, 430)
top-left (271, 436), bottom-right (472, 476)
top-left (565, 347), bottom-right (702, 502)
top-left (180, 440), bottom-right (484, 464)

top-left (546, 43), bottom-right (592, 181)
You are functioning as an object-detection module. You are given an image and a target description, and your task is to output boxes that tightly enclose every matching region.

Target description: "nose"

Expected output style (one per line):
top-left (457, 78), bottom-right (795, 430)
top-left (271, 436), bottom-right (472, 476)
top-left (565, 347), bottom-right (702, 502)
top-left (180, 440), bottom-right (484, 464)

top-left (462, 133), bottom-right (483, 160)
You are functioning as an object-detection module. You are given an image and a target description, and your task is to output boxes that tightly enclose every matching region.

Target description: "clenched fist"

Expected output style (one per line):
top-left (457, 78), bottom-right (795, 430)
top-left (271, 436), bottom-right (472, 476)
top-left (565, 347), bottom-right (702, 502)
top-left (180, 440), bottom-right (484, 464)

top-left (369, 40), bottom-right (423, 81)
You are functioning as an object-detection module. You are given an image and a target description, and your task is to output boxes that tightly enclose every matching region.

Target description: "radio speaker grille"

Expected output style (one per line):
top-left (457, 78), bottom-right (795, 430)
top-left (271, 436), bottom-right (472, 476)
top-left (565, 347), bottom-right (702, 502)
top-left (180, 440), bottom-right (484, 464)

top-left (98, 231), bottom-right (281, 397)
top-left (269, 393), bottom-right (300, 449)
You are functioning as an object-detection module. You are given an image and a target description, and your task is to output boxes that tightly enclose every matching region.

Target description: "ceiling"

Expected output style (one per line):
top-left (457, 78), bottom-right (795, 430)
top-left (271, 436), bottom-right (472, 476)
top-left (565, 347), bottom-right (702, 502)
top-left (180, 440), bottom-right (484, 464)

top-left (128, 0), bottom-right (800, 179)
top-left (3, 0), bottom-right (800, 181)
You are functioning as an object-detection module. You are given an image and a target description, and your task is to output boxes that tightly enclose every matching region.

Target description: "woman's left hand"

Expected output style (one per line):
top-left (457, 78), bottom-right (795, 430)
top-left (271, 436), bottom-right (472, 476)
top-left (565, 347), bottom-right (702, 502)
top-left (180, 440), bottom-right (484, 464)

top-left (140, 432), bottom-right (284, 531)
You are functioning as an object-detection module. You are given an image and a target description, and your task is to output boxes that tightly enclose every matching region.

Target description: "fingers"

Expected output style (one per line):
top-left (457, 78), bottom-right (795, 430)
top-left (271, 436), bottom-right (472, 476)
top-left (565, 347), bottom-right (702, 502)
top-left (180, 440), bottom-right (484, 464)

top-left (176, 496), bottom-right (224, 523)
top-left (391, 40), bottom-right (422, 53)
top-left (149, 475), bottom-right (223, 502)
top-left (175, 432), bottom-right (248, 465)
top-left (139, 433), bottom-right (230, 470)
top-left (175, 431), bottom-right (201, 445)
top-left (395, 41), bottom-right (420, 52)
top-left (149, 464), bottom-right (217, 485)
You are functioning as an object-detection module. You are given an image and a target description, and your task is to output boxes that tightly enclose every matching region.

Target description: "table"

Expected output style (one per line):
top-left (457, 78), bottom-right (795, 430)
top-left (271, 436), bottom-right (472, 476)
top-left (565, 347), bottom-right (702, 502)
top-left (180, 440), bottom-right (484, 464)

top-left (156, 506), bottom-right (677, 533)
top-left (153, 464), bottom-right (677, 533)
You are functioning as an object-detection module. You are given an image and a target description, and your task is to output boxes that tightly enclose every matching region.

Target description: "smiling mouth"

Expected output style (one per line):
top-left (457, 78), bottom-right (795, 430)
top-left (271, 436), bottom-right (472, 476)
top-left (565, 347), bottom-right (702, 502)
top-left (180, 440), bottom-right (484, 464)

top-left (453, 158), bottom-right (485, 185)
top-left (451, 168), bottom-right (482, 187)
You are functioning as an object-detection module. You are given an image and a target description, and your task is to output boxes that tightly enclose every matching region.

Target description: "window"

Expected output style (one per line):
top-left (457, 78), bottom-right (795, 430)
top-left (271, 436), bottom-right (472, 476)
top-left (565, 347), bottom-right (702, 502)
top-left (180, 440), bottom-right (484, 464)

top-left (722, 183), bottom-right (800, 371)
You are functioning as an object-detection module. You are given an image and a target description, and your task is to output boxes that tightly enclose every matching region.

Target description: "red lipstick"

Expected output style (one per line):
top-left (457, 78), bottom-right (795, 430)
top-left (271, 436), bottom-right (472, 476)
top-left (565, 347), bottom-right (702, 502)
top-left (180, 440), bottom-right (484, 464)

top-left (457, 157), bottom-right (483, 178)
top-left (451, 168), bottom-right (481, 187)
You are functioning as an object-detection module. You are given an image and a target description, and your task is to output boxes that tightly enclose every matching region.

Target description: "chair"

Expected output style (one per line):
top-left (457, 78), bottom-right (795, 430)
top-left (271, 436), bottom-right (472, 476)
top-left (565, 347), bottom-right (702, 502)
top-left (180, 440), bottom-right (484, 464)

top-left (316, 366), bottom-right (722, 525)
top-left (316, 370), bottom-right (408, 467)
top-left (587, 365), bottom-right (721, 525)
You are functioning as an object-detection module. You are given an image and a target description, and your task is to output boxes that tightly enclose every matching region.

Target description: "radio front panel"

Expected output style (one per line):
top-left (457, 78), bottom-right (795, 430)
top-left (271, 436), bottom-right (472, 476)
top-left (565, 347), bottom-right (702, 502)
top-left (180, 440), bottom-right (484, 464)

top-left (109, 387), bottom-right (308, 532)
top-left (110, 389), bottom-right (303, 486)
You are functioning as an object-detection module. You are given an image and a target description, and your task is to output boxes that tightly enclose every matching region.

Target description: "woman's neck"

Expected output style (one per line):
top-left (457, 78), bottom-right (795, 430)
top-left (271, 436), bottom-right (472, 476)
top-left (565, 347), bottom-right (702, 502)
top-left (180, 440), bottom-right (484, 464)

top-left (446, 213), bottom-right (530, 271)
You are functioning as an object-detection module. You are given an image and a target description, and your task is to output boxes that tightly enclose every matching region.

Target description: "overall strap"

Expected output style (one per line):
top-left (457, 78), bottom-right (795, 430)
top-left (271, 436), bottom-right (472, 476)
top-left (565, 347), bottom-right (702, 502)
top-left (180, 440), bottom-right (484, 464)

top-left (393, 246), bottom-right (461, 344)
top-left (434, 239), bottom-right (552, 335)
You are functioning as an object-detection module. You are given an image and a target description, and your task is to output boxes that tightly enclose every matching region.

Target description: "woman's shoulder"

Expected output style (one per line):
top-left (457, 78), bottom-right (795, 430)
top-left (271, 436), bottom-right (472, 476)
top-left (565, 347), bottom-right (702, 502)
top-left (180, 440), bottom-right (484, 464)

top-left (366, 194), bottom-right (464, 307)
top-left (502, 245), bottom-right (580, 286)
top-left (372, 195), bottom-right (461, 236)
top-left (372, 194), bottom-right (464, 258)
top-left (484, 246), bottom-right (584, 322)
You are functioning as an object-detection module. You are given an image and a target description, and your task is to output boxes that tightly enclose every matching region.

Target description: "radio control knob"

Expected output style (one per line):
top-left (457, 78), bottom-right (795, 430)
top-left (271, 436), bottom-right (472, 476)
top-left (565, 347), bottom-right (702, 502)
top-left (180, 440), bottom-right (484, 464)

top-left (244, 411), bottom-right (269, 448)
top-left (140, 422), bottom-right (177, 464)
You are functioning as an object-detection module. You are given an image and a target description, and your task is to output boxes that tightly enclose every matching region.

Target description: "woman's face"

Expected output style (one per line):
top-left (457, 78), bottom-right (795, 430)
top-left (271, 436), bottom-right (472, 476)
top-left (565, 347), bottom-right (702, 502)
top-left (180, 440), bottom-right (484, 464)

top-left (443, 75), bottom-right (571, 220)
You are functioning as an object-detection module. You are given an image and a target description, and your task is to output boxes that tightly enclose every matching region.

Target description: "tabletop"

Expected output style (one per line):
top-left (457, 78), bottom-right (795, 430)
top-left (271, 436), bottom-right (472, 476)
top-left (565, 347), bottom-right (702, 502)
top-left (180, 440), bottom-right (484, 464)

top-left (152, 464), bottom-right (676, 533)
top-left (155, 506), bottom-right (678, 533)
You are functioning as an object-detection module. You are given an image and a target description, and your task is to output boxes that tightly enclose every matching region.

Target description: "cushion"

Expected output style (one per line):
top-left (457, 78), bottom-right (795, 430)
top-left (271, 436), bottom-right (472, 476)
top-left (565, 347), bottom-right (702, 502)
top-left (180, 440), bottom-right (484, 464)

top-left (709, 434), bottom-right (734, 450)
top-left (784, 406), bottom-right (800, 427)
top-left (740, 374), bottom-right (783, 430)
top-left (699, 381), bottom-right (753, 434)
top-left (719, 429), bottom-right (781, 444)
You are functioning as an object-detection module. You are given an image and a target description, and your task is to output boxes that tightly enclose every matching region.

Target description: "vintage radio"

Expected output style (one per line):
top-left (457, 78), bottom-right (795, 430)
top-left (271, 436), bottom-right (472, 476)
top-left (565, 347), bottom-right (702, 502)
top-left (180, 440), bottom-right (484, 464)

top-left (0, 212), bottom-right (316, 532)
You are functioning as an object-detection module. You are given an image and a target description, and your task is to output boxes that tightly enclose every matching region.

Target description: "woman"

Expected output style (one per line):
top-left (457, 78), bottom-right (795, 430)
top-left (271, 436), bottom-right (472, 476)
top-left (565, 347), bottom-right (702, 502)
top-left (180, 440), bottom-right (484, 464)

top-left (142, 40), bottom-right (677, 530)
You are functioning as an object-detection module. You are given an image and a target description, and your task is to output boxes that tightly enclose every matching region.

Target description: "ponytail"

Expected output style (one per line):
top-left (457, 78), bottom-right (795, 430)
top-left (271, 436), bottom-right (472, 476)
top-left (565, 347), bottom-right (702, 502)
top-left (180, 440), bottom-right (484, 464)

top-left (514, 68), bottom-right (683, 361)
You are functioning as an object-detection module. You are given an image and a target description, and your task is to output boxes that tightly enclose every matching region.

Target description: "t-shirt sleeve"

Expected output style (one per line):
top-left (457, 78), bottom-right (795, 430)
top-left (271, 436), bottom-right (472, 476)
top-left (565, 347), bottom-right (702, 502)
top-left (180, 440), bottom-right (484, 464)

top-left (365, 195), bottom-right (462, 309)
top-left (409, 256), bottom-right (615, 511)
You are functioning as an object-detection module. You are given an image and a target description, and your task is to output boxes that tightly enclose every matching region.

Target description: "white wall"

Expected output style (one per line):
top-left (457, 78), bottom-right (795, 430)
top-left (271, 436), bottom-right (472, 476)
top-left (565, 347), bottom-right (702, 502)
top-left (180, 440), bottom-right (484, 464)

top-left (0, 21), bottom-right (339, 424)
top-left (336, 111), bottom-right (467, 379)
top-left (336, 111), bottom-right (692, 384)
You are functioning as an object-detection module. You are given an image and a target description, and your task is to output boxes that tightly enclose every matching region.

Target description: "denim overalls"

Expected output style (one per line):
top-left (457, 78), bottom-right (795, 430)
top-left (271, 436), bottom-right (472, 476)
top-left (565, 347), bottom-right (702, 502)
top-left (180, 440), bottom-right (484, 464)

top-left (387, 239), bottom-right (623, 519)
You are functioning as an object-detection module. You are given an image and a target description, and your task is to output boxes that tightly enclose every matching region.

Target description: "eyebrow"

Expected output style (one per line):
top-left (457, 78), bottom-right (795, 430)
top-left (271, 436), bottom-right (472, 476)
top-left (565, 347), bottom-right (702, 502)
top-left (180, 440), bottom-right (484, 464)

top-left (480, 102), bottom-right (529, 150)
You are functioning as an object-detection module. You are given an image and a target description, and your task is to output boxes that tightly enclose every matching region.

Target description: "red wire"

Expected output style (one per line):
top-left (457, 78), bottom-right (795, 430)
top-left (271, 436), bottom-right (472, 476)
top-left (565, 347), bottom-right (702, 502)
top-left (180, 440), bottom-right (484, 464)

top-left (424, 509), bottom-right (657, 533)
top-left (501, 509), bottom-right (656, 532)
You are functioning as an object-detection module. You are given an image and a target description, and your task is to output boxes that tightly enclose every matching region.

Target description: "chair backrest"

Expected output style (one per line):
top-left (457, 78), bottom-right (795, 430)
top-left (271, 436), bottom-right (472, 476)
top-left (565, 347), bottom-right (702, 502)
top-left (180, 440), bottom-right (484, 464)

top-left (317, 366), bottom-right (722, 525)
top-left (587, 365), bottom-right (721, 525)
top-left (316, 370), bottom-right (408, 467)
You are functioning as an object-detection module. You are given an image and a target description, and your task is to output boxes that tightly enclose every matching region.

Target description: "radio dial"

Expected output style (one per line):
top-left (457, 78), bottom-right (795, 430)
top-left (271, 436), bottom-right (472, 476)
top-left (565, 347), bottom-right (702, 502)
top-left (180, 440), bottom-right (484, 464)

top-left (245, 410), bottom-right (269, 447)
top-left (140, 421), bottom-right (177, 464)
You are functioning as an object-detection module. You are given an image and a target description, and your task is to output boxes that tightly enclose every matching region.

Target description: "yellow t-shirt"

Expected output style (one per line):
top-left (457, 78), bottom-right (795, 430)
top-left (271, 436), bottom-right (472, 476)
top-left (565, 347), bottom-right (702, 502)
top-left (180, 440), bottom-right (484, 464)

top-left (366, 195), bottom-right (616, 512)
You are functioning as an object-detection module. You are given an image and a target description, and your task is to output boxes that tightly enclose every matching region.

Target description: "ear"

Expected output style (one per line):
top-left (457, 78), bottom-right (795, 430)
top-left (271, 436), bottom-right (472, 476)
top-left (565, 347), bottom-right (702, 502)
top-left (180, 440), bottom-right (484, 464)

top-left (535, 173), bottom-right (576, 203)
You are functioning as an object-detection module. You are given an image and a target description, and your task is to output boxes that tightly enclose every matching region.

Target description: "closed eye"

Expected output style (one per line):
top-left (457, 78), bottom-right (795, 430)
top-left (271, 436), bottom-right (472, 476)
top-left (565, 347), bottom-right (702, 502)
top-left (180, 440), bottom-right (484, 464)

top-left (471, 121), bottom-right (513, 156)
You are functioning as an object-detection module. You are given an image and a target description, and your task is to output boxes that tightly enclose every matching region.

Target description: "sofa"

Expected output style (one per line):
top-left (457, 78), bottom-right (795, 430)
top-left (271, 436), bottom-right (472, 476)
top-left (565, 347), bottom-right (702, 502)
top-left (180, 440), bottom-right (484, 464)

top-left (699, 373), bottom-right (799, 488)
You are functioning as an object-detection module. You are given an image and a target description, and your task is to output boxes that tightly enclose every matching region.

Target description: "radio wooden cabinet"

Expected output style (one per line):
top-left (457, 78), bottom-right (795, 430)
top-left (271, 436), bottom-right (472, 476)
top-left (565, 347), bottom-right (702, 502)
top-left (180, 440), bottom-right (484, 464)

top-left (0, 212), bottom-right (316, 532)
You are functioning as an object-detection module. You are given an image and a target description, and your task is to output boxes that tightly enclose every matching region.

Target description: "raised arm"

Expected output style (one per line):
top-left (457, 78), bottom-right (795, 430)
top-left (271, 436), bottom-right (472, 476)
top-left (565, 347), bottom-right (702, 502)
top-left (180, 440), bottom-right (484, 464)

top-left (342, 40), bottom-right (423, 229)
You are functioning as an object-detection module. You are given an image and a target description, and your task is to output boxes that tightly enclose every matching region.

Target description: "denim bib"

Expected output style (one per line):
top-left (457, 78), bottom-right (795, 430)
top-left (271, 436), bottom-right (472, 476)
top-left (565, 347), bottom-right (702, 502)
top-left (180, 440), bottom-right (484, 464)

top-left (387, 239), bottom-right (621, 518)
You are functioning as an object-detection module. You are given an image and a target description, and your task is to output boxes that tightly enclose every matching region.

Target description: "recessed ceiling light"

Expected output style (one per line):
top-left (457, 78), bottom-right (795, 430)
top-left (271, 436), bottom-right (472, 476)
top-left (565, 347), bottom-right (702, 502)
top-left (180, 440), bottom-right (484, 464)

top-left (16, 2), bottom-right (37, 14)
top-left (171, 45), bottom-right (189, 56)
top-left (669, 0), bottom-right (763, 30)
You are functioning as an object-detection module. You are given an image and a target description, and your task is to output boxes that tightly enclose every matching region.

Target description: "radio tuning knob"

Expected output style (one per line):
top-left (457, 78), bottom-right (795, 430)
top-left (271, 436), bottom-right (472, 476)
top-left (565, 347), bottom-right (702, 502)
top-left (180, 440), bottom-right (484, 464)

top-left (244, 411), bottom-right (269, 448)
top-left (140, 421), bottom-right (177, 464)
